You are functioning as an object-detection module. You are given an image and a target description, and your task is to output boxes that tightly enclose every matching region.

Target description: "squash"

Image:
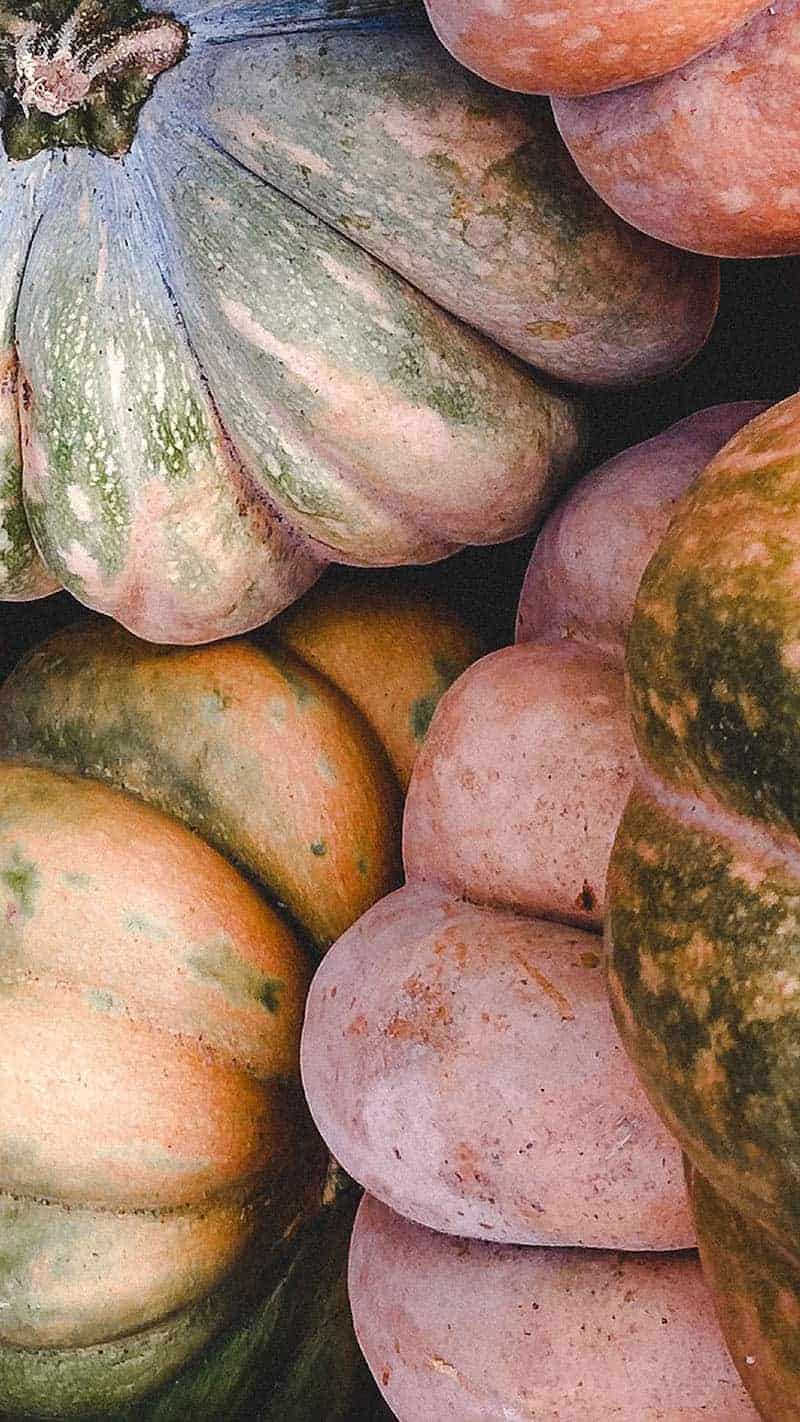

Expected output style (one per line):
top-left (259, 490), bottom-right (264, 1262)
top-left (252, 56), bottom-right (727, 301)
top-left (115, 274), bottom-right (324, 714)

top-left (348, 1192), bottom-right (759, 1421)
top-left (605, 394), bottom-right (800, 1415)
top-left (553, 0), bottom-right (800, 258)
top-left (298, 416), bottom-right (782, 1418)
top-left (302, 612), bottom-right (694, 1253)
top-left (516, 403), bottom-right (768, 659)
top-left (688, 1164), bottom-right (799, 1422)
top-left (301, 406), bottom-right (769, 1255)
top-left (0, 572), bottom-right (475, 1416)
top-left (0, 0), bottom-right (723, 643)
top-left (423, 0), bottom-right (764, 98)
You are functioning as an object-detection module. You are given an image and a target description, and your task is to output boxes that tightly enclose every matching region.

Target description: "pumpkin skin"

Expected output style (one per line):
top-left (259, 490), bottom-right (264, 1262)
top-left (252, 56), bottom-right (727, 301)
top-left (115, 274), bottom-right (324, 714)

top-left (688, 1165), bottom-right (800, 1422)
top-left (516, 403), bottom-right (769, 659)
top-left (423, 0), bottom-right (763, 97)
top-left (0, 0), bottom-right (722, 642)
top-left (348, 1193), bottom-right (759, 1421)
top-left (0, 761), bottom-right (319, 1417)
top-left (554, 0), bottom-right (800, 258)
top-left (0, 574), bottom-right (475, 1416)
top-left (302, 617), bottom-right (695, 1251)
top-left (604, 393), bottom-right (800, 1414)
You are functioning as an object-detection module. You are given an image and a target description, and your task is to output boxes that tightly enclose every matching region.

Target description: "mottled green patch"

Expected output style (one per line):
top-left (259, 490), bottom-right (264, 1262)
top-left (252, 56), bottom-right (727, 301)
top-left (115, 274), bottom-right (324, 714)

top-left (0, 441), bottom-right (52, 598)
top-left (425, 152), bottom-right (466, 183)
top-left (267, 695), bottom-right (288, 725)
top-left (268, 649), bottom-right (317, 707)
top-left (61, 870), bottom-right (93, 890)
top-left (410, 693), bottom-right (437, 743)
top-left (124, 913), bottom-right (169, 940)
top-left (199, 690), bottom-right (228, 723)
top-left (1, 848), bottom-right (39, 918)
top-left (189, 940), bottom-right (283, 1016)
top-left (83, 987), bottom-right (122, 1014)
top-left (692, 1169), bottom-right (800, 1410)
top-left (315, 753), bottom-right (337, 784)
top-left (608, 790), bottom-right (800, 1243)
top-left (410, 652), bottom-right (465, 742)
top-left (629, 549), bottom-right (800, 833)
top-left (354, 852), bottom-right (369, 879)
top-left (309, 840), bottom-right (327, 857)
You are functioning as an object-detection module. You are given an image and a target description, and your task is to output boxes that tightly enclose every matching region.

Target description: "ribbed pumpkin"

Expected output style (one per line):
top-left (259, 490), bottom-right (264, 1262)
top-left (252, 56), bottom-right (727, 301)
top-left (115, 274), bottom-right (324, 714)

top-left (0, 0), bottom-right (724, 643)
top-left (0, 572), bottom-right (477, 1417)
top-left (605, 393), bottom-right (800, 1417)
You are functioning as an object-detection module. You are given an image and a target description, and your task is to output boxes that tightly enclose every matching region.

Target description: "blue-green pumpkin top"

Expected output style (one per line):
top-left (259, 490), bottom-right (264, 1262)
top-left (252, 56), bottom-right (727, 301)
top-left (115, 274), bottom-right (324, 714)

top-left (0, 0), bottom-right (718, 643)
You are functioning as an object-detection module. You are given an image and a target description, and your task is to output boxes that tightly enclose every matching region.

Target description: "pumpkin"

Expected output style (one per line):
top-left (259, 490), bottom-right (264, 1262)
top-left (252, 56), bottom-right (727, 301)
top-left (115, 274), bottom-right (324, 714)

top-left (301, 404), bottom-right (767, 1256)
top-left (0, 572), bottom-right (476, 1416)
top-left (553, 0), bottom-right (800, 258)
top-left (604, 394), bottom-right (800, 1416)
top-left (687, 1164), bottom-right (799, 1422)
top-left (348, 1192), bottom-right (759, 1421)
top-left (423, 0), bottom-right (764, 97)
top-left (301, 606), bottom-right (697, 1253)
top-left (0, 0), bottom-right (723, 644)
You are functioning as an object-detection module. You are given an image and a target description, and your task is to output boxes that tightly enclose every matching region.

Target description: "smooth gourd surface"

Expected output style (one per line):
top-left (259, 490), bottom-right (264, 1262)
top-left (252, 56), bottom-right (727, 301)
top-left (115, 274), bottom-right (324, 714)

top-left (554, 0), bottom-right (800, 258)
top-left (348, 1193), bottom-right (758, 1421)
top-left (423, 0), bottom-right (763, 96)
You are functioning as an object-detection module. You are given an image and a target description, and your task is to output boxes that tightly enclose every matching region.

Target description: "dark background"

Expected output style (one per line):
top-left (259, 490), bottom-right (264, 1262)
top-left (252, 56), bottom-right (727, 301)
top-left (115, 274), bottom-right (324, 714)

top-left (3, 255), bottom-right (798, 675)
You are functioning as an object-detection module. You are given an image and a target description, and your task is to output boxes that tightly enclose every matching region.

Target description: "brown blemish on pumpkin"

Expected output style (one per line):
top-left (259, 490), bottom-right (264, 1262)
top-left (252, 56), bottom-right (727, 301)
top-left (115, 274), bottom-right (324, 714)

top-left (576, 880), bottom-right (597, 913)
top-left (384, 973), bottom-right (455, 1050)
top-left (346, 1014), bottom-right (368, 1037)
top-left (512, 950), bottom-right (575, 1021)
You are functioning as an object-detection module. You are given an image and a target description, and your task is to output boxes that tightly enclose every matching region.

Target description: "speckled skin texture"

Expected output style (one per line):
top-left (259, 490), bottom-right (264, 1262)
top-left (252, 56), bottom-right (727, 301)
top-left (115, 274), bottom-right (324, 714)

top-left (301, 882), bottom-right (693, 1248)
top-left (554, 0), bottom-right (800, 258)
top-left (517, 403), bottom-right (768, 659)
top-left (0, 575), bottom-right (476, 1414)
top-left (604, 392), bottom-right (800, 1411)
top-left (403, 640), bottom-right (638, 929)
top-left (689, 1166), bottom-right (800, 1422)
top-left (178, 29), bottom-right (719, 389)
top-left (348, 1194), bottom-right (758, 1421)
top-left (302, 604), bottom-right (695, 1257)
top-left (424, 0), bottom-right (763, 96)
top-left (0, 762), bottom-right (318, 1415)
top-left (0, 3), bottom-right (726, 641)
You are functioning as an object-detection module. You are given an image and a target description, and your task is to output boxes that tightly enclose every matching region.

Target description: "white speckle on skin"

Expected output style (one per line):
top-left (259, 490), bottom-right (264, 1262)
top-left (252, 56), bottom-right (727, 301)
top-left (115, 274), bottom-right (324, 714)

top-left (95, 223), bottom-right (108, 296)
top-left (107, 342), bottom-right (126, 409)
top-left (66, 483), bottom-right (92, 523)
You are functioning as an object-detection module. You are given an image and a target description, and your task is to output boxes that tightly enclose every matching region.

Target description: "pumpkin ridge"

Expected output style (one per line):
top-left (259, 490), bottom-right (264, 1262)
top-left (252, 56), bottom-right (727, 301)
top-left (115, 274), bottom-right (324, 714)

top-left (0, 1179), bottom-right (287, 1220)
top-left (129, 131), bottom-right (458, 566)
top-left (0, 966), bottom-right (298, 1085)
top-left (635, 762), bottom-right (800, 884)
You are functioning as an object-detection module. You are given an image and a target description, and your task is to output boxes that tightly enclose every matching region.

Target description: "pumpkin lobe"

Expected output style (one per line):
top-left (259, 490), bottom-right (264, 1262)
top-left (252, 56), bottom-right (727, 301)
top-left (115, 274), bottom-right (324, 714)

top-left (0, 0), bottom-right (187, 158)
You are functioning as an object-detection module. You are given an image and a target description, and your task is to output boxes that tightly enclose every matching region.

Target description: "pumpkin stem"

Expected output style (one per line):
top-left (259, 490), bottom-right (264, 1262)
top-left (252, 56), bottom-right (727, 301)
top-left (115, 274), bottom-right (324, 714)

top-left (0, 0), bottom-right (187, 157)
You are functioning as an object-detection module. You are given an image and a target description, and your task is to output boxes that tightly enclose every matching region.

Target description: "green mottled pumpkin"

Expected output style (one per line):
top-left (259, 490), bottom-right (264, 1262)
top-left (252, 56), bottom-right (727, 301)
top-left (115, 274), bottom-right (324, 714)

top-left (606, 393), bottom-right (800, 1417)
top-left (0, 0), bottom-right (720, 643)
top-left (0, 574), bottom-right (472, 1418)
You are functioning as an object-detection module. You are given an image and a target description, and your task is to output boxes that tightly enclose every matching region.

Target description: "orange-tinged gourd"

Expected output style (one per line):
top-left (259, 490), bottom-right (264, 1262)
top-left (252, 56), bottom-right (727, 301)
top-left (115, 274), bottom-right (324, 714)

top-left (0, 572), bottom-right (478, 1417)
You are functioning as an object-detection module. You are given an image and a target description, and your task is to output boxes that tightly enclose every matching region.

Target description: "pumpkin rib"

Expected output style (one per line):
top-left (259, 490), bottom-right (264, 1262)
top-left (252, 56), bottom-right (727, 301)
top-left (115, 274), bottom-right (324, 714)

top-left (144, 119), bottom-right (474, 560)
top-left (0, 1179), bottom-right (293, 1221)
top-left (131, 157), bottom-right (335, 571)
top-left (634, 763), bottom-right (800, 885)
top-left (0, 964), bottom-right (300, 1088)
top-left (133, 124), bottom-right (464, 567)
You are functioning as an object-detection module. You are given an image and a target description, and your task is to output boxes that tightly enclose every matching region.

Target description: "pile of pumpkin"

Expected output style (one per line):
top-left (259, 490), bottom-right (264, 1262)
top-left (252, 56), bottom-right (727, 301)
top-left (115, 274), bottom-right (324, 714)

top-left (2, 0), bottom-right (800, 1418)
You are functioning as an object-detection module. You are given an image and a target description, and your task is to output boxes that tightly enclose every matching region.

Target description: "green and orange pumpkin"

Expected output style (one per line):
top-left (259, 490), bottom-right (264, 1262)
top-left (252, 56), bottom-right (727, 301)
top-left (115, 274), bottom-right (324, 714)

top-left (0, 573), bottom-right (476, 1418)
top-left (606, 393), bottom-right (800, 1417)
